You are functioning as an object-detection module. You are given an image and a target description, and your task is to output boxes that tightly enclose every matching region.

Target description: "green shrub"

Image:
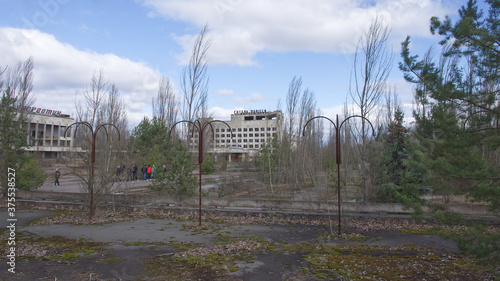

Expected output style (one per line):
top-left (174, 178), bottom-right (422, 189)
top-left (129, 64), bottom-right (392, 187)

top-left (201, 155), bottom-right (216, 174)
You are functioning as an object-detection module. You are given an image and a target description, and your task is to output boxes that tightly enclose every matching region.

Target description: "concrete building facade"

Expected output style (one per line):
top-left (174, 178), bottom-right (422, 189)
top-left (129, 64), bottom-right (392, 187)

top-left (191, 110), bottom-right (284, 162)
top-left (22, 107), bottom-right (77, 158)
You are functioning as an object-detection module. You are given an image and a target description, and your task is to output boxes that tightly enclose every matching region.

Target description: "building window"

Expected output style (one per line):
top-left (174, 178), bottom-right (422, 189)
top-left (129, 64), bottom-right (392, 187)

top-left (249, 145), bottom-right (254, 148)
top-left (238, 128), bottom-right (242, 132)
top-left (260, 128), bottom-right (265, 131)
top-left (249, 128), bottom-right (253, 132)
top-left (243, 134), bottom-right (247, 137)
top-left (249, 133), bottom-right (253, 137)
top-left (243, 128), bottom-right (247, 132)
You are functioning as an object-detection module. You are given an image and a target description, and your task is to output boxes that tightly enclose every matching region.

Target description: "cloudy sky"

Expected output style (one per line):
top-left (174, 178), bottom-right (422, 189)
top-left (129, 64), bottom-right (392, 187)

top-left (0, 0), bottom-right (468, 128)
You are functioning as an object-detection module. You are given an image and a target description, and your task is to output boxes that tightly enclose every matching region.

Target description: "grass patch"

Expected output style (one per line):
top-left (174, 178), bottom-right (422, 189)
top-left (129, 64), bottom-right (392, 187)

top-left (8, 235), bottom-right (105, 261)
top-left (122, 240), bottom-right (200, 251)
top-left (143, 251), bottom-right (240, 280)
top-left (299, 244), bottom-right (492, 280)
top-left (104, 257), bottom-right (121, 263)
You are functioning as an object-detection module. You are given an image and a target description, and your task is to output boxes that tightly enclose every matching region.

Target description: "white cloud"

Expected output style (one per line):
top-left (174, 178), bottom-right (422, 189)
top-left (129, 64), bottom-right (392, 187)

top-left (0, 27), bottom-right (161, 128)
top-left (233, 92), bottom-right (271, 104)
top-left (215, 89), bottom-right (237, 96)
top-left (142, 0), bottom-right (453, 66)
top-left (321, 105), bottom-right (346, 119)
top-left (208, 106), bottom-right (238, 121)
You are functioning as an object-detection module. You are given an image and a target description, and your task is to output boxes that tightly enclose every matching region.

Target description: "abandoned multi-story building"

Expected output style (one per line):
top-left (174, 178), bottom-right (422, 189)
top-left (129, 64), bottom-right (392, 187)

top-left (191, 110), bottom-right (284, 162)
top-left (22, 107), bottom-right (77, 158)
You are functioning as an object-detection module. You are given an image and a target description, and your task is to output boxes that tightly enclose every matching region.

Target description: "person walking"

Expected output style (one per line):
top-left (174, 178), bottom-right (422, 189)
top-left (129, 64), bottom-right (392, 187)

top-left (126, 166), bottom-right (133, 181)
top-left (54, 168), bottom-right (61, 186)
top-left (116, 166), bottom-right (122, 182)
top-left (133, 164), bottom-right (138, 181)
top-left (142, 165), bottom-right (147, 180)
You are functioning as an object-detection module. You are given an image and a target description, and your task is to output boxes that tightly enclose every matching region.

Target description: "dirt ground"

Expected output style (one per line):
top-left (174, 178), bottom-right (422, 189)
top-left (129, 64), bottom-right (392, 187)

top-left (0, 209), bottom-right (496, 280)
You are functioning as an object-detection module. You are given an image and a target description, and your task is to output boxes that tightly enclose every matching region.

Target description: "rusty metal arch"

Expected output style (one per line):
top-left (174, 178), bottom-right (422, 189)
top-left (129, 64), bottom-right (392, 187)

top-left (169, 118), bottom-right (233, 226)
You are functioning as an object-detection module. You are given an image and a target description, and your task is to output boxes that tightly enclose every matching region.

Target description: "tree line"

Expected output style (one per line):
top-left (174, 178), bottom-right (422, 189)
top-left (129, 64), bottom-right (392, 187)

top-left (2, 1), bottom-right (500, 219)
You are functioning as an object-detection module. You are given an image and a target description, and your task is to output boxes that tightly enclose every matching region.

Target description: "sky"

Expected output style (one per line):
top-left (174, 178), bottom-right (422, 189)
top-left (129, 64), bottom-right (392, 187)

top-left (0, 0), bottom-right (471, 129)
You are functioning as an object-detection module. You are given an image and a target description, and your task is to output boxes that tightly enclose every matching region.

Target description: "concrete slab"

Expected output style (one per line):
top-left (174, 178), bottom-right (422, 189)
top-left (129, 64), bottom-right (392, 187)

top-left (0, 209), bottom-right (487, 281)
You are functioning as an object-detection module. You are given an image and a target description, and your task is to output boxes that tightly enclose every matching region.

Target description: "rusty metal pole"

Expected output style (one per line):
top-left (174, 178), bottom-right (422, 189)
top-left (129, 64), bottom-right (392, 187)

top-left (198, 129), bottom-right (203, 226)
top-left (336, 114), bottom-right (341, 235)
top-left (303, 114), bottom-right (374, 236)
top-left (90, 134), bottom-right (96, 220)
top-left (169, 120), bottom-right (232, 227)
top-left (64, 122), bottom-right (120, 221)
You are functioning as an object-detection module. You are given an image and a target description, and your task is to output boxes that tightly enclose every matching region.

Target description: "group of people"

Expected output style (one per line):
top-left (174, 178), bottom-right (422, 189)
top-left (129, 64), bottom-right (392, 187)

top-left (140, 164), bottom-right (155, 181)
top-left (115, 163), bottom-right (167, 182)
top-left (54, 163), bottom-right (167, 185)
top-left (116, 163), bottom-right (138, 182)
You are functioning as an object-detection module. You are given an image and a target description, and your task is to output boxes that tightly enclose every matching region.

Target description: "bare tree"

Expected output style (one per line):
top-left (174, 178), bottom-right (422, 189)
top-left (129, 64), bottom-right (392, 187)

top-left (76, 68), bottom-right (108, 127)
top-left (286, 76), bottom-right (302, 137)
top-left (68, 70), bottom-right (126, 220)
top-left (298, 88), bottom-right (322, 187)
top-left (181, 24), bottom-right (211, 124)
top-left (348, 14), bottom-right (393, 203)
top-left (179, 23), bottom-right (212, 158)
top-left (153, 76), bottom-right (178, 129)
top-left (269, 77), bottom-right (323, 190)
top-left (5, 57), bottom-right (35, 119)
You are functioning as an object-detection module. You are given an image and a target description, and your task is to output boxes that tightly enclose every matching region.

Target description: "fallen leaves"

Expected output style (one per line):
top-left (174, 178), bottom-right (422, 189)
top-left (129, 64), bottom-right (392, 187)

top-left (172, 240), bottom-right (261, 258)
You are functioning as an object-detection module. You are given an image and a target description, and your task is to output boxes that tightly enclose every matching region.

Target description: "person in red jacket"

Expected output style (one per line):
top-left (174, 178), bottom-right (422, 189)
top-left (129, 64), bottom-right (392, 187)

top-left (147, 165), bottom-right (152, 180)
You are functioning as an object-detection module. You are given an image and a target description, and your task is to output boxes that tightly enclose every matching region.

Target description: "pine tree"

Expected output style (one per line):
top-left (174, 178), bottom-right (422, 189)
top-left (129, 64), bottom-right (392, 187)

top-left (399, 0), bottom-right (500, 213)
top-left (377, 108), bottom-right (425, 208)
top-left (0, 87), bottom-right (46, 195)
top-left (383, 108), bottom-right (409, 186)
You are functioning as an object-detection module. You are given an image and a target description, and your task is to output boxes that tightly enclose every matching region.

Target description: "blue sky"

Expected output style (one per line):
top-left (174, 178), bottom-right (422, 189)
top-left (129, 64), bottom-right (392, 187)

top-left (0, 0), bottom-right (469, 128)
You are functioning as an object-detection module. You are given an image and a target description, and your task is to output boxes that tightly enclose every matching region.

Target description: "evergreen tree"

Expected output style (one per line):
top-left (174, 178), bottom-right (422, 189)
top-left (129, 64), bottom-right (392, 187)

top-left (399, 0), bottom-right (500, 213)
top-left (164, 141), bottom-right (197, 197)
top-left (0, 87), bottom-right (46, 195)
top-left (131, 118), bottom-right (197, 196)
top-left (383, 108), bottom-right (409, 186)
top-left (376, 108), bottom-right (425, 210)
top-left (129, 116), bottom-right (172, 166)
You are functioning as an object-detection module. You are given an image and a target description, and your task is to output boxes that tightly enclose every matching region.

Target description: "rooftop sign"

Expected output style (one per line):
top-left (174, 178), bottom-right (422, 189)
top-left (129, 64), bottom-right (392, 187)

top-left (19, 106), bottom-right (63, 116)
top-left (234, 109), bottom-right (268, 115)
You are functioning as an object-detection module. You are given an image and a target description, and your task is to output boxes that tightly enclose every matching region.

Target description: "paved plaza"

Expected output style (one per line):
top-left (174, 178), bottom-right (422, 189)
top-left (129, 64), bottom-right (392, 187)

top-left (1, 208), bottom-right (494, 280)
